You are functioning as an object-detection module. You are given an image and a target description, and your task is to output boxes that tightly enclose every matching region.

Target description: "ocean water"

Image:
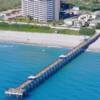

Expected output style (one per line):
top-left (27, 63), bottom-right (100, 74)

top-left (0, 42), bottom-right (100, 100)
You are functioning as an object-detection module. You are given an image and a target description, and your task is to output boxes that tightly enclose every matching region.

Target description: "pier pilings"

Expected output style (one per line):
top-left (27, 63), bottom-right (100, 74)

top-left (5, 33), bottom-right (100, 99)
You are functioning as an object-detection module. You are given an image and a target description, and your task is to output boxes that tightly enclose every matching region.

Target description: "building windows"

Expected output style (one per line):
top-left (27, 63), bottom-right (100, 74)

top-left (22, 0), bottom-right (60, 22)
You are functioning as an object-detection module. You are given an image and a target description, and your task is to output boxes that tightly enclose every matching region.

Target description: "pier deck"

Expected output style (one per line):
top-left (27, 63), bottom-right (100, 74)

top-left (5, 33), bottom-right (100, 99)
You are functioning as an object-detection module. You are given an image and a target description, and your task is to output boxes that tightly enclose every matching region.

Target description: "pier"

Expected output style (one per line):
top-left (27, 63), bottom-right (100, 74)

top-left (5, 33), bottom-right (100, 99)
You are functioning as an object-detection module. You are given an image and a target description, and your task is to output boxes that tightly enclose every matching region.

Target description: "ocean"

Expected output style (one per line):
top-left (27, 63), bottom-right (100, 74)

top-left (0, 42), bottom-right (100, 100)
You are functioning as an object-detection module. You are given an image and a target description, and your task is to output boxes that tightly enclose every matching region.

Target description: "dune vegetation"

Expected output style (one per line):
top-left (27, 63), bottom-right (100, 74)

top-left (0, 0), bottom-right (21, 11)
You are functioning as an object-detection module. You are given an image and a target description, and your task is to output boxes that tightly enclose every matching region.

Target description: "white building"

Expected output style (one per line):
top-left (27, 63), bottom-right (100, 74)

top-left (21, 0), bottom-right (60, 22)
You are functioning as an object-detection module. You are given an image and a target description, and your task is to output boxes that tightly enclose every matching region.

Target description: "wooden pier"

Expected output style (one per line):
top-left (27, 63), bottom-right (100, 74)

top-left (5, 33), bottom-right (100, 99)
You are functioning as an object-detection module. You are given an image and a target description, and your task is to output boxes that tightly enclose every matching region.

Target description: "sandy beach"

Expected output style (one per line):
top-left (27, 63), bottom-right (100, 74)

top-left (0, 30), bottom-right (100, 51)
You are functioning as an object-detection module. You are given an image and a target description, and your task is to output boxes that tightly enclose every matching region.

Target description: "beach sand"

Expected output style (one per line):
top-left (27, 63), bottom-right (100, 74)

top-left (0, 30), bottom-right (100, 51)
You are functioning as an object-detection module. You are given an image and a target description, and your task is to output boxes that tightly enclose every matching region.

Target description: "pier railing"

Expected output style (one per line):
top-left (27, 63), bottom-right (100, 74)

top-left (5, 32), bottom-right (100, 99)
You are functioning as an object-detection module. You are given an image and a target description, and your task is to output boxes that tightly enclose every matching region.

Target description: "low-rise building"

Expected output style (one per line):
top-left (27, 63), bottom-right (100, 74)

top-left (0, 9), bottom-right (21, 20)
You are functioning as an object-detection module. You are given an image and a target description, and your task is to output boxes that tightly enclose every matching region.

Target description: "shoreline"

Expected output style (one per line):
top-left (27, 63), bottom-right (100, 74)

top-left (0, 30), bottom-right (100, 52)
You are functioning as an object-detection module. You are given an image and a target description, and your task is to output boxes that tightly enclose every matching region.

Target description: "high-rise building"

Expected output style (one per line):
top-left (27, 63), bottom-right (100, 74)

top-left (21, 0), bottom-right (60, 22)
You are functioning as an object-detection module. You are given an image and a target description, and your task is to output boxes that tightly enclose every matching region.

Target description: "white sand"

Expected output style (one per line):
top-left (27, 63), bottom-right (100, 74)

top-left (0, 30), bottom-right (100, 51)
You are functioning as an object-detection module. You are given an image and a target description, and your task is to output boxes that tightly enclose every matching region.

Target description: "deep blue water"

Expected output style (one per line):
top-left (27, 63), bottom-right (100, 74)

top-left (0, 42), bottom-right (100, 100)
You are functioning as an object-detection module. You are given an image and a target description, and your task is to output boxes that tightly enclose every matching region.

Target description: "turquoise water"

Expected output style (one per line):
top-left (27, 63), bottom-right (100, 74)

top-left (0, 42), bottom-right (100, 100)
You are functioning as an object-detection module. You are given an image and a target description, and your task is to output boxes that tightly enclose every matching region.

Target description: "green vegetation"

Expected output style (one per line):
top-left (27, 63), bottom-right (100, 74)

top-left (0, 22), bottom-right (80, 35)
top-left (9, 17), bottom-right (64, 26)
top-left (96, 23), bottom-right (100, 29)
top-left (0, 0), bottom-right (100, 12)
top-left (1, 0), bottom-right (100, 12)
top-left (0, 0), bottom-right (21, 11)
top-left (79, 27), bottom-right (95, 36)
top-left (78, 3), bottom-right (100, 11)
top-left (9, 17), bottom-right (31, 23)
top-left (0, 22), bottom-right (53, 33)
top-left (65, 0), bottom-right (100, 11)
top-left (57, 29), bottom-right (79, 35)
top-left (0, 22), bottom-right (95, 36)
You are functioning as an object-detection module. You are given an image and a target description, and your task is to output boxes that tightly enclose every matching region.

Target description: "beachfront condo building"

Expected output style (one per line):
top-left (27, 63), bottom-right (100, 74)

top-left (21, 0), bottom-right (61, 22)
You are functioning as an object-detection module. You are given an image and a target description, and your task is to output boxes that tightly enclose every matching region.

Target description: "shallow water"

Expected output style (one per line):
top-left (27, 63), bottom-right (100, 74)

top-left (0, 42), bottom-right (100, 100)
